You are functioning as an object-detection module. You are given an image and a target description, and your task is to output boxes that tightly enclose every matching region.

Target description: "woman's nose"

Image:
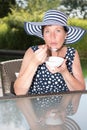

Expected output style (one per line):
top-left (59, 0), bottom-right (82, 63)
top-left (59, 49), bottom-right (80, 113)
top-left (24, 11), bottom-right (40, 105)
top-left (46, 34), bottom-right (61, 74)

top-left (51, 32), bottom-right (56, 41)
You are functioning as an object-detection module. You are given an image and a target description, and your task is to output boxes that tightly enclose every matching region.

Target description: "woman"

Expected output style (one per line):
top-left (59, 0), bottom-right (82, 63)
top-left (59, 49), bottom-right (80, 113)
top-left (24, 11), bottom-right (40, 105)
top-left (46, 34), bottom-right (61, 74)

top-left (14, 9), bottom-right (86, 95)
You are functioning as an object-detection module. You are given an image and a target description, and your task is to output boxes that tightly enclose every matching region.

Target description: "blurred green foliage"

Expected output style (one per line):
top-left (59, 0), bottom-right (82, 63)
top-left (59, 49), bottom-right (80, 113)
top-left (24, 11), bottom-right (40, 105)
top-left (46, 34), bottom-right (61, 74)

top-left (0, 0), bottom-right (16, 18)
top-left (68, 18), bottom-right (87, 57)
top-left (0, 8), bottom-right (44, 50)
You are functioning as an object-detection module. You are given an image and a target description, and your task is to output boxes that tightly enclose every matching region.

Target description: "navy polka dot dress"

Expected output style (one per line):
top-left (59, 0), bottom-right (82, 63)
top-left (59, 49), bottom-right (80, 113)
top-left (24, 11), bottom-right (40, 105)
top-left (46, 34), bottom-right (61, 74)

top-left (28, 46), bottom-right (75, 95)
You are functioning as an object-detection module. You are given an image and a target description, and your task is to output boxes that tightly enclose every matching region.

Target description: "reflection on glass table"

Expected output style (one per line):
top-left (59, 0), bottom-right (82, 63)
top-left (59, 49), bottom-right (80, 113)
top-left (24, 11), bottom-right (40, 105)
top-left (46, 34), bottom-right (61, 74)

top-left (0, 91), bottom-right (87, 130)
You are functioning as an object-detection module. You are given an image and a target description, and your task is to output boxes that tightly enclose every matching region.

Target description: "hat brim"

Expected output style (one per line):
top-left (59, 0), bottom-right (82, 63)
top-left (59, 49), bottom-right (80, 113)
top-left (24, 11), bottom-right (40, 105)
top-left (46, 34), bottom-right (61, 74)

top-left (64, 117), bottom-right (80, 130)
top-left (24, 22), bottom-right (86, 44)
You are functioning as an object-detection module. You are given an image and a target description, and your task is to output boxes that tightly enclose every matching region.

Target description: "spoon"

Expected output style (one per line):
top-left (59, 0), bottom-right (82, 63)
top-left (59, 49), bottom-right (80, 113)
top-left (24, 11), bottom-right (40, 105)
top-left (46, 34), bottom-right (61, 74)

top-left (50, 48), bottom-right (58, 52)
top-left (47, 47), bottom-right (58, 57)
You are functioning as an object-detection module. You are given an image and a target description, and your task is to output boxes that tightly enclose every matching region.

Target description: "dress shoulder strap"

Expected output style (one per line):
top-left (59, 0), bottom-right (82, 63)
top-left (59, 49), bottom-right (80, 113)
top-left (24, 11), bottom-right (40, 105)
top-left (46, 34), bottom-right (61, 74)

top-left (31, 45), bottom-right (38, 51)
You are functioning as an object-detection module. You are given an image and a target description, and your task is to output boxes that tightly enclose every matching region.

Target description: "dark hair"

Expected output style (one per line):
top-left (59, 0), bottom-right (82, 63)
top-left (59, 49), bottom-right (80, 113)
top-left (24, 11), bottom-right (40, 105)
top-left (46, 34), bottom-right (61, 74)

top-left (63, 26), bottom-right (69, 32)
top-left (42, 26), bottom-right (45, 36)
top-left (42, 25), bottom-right (68, 36)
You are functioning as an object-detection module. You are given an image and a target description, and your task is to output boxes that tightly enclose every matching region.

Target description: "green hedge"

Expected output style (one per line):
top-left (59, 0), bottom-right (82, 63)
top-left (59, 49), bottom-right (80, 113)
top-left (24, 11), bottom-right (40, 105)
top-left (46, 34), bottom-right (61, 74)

top-left (68, 19), bottom-right (87, 57)
top-left (0, 9), bottom-right (44, 50)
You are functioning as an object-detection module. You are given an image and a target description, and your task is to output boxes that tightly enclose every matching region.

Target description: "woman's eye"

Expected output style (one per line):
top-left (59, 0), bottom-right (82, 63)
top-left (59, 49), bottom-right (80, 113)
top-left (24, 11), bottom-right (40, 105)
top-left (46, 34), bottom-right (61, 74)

top-left (56, 29), bottom-right (61, 32)
top-left (45, 30), bottom-right (49, 33)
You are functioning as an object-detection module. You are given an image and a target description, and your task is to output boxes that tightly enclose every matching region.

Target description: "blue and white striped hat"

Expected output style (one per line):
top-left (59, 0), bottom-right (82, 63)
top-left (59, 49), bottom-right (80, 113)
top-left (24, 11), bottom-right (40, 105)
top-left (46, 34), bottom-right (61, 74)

top-left (24, 9), bottom-right (86, 44)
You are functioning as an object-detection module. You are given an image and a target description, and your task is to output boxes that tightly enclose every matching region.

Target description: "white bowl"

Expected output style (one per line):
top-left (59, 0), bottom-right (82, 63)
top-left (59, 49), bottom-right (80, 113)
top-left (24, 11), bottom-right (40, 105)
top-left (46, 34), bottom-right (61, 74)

top-left (46, 56), bottom-right (64, 68)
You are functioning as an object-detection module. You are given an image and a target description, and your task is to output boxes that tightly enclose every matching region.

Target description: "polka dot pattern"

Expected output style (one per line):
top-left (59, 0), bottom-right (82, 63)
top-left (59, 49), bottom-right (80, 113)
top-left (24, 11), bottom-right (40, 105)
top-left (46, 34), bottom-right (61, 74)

top-left (28, 46), bottom-right (75, 95)
top-left (32, 95), bottom-right (63, 117)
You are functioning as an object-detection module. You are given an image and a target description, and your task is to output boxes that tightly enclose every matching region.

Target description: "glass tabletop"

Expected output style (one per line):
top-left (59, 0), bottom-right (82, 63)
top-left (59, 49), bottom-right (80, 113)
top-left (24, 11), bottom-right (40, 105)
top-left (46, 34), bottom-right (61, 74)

top-left (0, 91), bottom-right (87, 130)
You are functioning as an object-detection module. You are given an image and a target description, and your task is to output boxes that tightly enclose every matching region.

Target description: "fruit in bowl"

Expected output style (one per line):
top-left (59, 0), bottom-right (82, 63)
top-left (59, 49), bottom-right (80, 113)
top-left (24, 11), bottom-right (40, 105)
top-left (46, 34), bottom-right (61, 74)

top-left (46, 56), bottom-right (64, 69)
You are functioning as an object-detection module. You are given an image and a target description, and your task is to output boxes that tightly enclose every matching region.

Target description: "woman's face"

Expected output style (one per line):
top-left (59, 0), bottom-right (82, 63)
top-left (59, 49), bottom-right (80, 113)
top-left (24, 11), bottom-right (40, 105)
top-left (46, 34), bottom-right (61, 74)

top-left (43, 25), bottom-right (67, 50)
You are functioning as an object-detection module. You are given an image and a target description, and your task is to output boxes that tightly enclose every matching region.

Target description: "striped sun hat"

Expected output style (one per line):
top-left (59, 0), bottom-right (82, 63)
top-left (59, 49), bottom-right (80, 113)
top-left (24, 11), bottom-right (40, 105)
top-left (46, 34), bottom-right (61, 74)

top-left (24, 9), bottom-right (86, 44)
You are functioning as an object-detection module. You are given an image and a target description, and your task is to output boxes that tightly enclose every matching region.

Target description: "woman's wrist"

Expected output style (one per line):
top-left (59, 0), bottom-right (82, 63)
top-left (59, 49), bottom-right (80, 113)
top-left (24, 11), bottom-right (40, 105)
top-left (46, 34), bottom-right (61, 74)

top-left (61, 69), bottom-right (70, 78)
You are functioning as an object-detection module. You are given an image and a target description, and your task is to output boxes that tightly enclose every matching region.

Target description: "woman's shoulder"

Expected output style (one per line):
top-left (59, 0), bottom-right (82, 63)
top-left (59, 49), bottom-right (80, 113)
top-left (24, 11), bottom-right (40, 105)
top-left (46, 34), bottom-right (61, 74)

top-left (65, 46), bottom-right (77, 59)
top-left (67, 46), bottom-right (77, 54)
top-left (30, 44), bottom-right (44, 51)
top-left (24, 45), bottom-right (38, 55)
top-left (25, 44), bottom-right (44, 55)
top-left (30, 45), bottom-right (38, 51)
top-left (67, 46), bottom-right (76, 51)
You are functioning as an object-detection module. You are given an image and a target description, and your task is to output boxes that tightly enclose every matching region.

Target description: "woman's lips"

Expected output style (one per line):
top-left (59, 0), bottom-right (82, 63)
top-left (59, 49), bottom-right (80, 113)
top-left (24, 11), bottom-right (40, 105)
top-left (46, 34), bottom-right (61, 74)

top-left (50, 42), bottom-right (57, 46)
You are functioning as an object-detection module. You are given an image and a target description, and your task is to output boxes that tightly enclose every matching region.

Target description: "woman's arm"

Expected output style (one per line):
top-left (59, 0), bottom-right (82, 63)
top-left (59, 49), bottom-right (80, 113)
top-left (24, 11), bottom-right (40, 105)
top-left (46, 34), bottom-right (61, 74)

top-left (14, 46), bottom-right (47, 95)
top-left (47, 50), bottom-right (85, 91)
top-left (17, 98), bottom-right (39, 129)
top-left (62, 50), bottom-right (85, 91)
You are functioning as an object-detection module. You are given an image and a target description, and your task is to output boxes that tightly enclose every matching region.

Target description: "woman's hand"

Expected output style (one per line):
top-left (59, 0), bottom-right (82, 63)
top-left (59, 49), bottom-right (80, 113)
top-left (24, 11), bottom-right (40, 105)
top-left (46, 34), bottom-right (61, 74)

top-left (33, 45), bottom-right (48, 66)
